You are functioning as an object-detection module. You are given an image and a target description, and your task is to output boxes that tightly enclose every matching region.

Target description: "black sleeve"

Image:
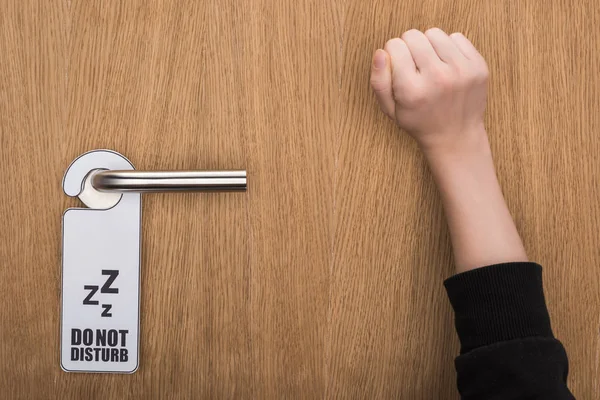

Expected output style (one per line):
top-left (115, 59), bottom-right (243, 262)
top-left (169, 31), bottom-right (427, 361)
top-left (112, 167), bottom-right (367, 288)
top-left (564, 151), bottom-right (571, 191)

top-left (444, 262), bottom-right (575, 399)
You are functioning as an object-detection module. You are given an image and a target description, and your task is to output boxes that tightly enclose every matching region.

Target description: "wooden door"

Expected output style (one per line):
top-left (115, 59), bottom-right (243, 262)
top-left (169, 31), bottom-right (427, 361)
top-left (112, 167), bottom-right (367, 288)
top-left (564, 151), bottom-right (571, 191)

top-left (1, 0), bottom-right (598, 398)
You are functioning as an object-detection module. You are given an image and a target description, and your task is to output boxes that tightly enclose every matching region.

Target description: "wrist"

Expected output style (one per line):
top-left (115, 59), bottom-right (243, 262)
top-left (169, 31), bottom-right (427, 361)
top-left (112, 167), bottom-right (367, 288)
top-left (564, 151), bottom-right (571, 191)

top-left (420, 127), bottom-right (492, 171)
top-left (421, 128), bottom-right (498, 201)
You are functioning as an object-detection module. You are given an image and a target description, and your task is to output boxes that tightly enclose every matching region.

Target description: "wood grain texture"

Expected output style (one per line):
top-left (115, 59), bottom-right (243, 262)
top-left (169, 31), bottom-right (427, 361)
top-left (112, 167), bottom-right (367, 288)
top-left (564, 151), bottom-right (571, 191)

top-left (0, 0), bottom-right (598, 398)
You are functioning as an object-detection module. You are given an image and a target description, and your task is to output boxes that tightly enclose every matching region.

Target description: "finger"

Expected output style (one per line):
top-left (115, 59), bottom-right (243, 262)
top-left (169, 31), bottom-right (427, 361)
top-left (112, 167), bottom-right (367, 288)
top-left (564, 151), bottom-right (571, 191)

top-left (449, 32), bottom-right (483, 61)
top-left (401, 29), bottom-right (441, 70)
top-left (370, 49), bottom-right (395, 119)
top-left (424, 28), bottom-right (465, 65)
top-left (384, 37), bottom-right (417, 74)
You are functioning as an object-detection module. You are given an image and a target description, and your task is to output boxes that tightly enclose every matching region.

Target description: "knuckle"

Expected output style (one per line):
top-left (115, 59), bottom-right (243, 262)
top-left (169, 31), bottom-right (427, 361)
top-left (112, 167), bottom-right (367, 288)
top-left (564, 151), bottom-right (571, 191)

top-left (469, 63), bottom-right (489, 84)
top-left (452, 61), bottom-right (488, 86)
top-left (424, 27), bottom-right (442, 38)
top-left (431, 66), bottom-right (454, 87)
top-left (478, 70), bottom-right (489, 83)
top-left (452, 61), bottom-right (468, 75)
top-left (480, 62), bottom-right (490, 78)
top-left (401, 29), bottom-right (422, 41)
top-left (370, 77), bottom-right (389, 93)
top-left (384, 38), bottom-right (398, 52)
top-left (369, 76), bottom-right (379, 89)
top-left (436, 76), bottom-right (454, 90)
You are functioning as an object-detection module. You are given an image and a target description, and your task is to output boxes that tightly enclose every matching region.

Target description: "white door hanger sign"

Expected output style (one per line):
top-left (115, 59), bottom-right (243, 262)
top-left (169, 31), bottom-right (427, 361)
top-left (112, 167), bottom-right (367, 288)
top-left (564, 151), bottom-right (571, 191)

top-left (61, 149), bottom-right (247, 373)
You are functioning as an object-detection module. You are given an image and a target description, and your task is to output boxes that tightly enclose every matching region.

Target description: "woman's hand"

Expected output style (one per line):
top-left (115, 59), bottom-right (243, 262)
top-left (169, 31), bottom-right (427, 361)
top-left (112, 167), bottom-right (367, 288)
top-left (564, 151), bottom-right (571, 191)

top-left (370, 28), bottom-right (489, 156)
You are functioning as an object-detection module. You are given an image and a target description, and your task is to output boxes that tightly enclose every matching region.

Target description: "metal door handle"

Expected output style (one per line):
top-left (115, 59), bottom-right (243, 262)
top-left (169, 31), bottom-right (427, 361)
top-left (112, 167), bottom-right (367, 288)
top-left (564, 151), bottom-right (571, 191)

top-left (92, 170), bottom-right (247, 192)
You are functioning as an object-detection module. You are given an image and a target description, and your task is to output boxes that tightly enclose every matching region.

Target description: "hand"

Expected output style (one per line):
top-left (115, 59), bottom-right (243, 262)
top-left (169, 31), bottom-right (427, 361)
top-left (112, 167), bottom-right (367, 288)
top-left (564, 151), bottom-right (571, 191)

top-left (370, 28), bottom-right (489, 155)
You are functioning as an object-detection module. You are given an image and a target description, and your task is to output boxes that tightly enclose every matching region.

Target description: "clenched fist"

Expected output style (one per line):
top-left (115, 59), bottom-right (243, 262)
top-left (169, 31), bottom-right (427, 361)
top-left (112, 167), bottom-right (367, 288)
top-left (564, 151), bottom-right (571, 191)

top-left (370, 28), bottom-right (489, 154)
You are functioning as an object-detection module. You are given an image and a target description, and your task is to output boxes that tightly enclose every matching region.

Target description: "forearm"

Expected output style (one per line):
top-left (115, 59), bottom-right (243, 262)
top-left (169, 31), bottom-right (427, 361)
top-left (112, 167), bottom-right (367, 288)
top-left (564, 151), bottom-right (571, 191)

top-left (422, 130), bottom-right (528, 273)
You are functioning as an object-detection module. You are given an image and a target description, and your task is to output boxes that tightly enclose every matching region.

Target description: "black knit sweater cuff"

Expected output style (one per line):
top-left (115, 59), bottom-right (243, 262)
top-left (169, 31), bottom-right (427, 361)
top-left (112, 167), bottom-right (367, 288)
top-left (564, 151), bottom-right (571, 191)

top-left (444, 262), bottom-right (554, 354)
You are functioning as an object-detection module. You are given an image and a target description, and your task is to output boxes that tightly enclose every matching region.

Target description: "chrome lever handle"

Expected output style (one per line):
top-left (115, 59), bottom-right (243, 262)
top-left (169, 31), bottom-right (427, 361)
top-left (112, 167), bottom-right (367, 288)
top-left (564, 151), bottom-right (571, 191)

top-left (91, 170), bottom-right (247, 193)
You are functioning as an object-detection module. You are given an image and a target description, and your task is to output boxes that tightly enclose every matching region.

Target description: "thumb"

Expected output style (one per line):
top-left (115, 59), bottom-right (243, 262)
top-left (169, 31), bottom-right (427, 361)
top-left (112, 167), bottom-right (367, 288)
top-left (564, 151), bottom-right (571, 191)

top-left (370, 49), bottom-right (395, 120)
